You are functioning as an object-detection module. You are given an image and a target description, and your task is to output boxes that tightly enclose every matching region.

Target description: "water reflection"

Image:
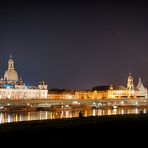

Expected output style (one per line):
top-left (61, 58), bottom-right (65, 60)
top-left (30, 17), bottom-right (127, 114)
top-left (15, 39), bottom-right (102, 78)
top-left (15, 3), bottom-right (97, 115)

top-left (0, 108), bottom-right (146, 124)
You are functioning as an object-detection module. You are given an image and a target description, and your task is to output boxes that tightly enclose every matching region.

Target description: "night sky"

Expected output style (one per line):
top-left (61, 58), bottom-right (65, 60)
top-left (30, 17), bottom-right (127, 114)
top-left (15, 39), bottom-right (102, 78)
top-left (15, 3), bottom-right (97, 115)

top-left (0, 0), bottom-right (148, 90)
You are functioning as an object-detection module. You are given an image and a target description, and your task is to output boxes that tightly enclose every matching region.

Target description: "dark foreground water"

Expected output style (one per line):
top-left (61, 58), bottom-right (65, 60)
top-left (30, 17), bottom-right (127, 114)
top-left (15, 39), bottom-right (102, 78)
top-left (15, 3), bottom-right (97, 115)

top-left (0, 107), bottom-right (147, 124)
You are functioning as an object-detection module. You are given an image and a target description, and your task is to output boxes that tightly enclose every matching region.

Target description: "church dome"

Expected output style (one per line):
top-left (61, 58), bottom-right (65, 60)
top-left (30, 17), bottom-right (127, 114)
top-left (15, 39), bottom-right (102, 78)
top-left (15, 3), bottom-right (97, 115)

top-left (4, 69), bottom-right (18, 82)
top-left (4, 56), bottom-right (19, 83)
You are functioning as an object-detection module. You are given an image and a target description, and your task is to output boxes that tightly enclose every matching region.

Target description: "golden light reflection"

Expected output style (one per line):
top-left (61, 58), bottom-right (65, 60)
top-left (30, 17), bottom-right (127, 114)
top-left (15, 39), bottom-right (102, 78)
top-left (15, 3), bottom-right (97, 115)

top-left (121, 109), bottom-right (124, 114)
top-left (107, 110), bottom-right (110, 115)
top-left (92, 109), bottom-right (96, 116)
top-left (15, 114), bottom-right (18, 122)
top-left (127, 109), bottom-right (130, 114)
top-left (0, 113), bottom-right (4, 123)
top-left (0, 107), bottom-right (145, 124)
top-left (135, 108), bottom-right (139, 114)
top-left (61, 111), bottom-right (64, 118)
top-left (102, 110), bottom-right (105, 115)
top-left (28, 112), bottom-right (31, 121)
top-left (19, 114), bottom-right (22, 121)
top-left (45, 111), bottom-right (48, 119)
top-left (97, 109), bottom-right (102, 116)
top-left (112, 109), bottom-right (117, 115)
top-left (84, 110), bottom-right (88, 116)
top-left (65, 111), bottom-right (69, 118)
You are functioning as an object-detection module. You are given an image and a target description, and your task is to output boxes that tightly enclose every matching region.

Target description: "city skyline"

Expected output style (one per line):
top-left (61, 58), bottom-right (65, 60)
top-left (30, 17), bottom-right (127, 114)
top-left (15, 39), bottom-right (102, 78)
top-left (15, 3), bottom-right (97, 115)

top-left (0, 1), bottom-right (148, 89)
top-left (0, 54), bottom-right (146, 91)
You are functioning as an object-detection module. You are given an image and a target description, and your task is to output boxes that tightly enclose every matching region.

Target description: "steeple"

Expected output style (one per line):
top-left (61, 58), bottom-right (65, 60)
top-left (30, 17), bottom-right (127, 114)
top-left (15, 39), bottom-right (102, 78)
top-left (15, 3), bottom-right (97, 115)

top-left (137, 77), bottom-right (144, 90)
top-left (10, 54), bottom-right (12, 59)
top-left (138, 77), bottom-right (141, 83)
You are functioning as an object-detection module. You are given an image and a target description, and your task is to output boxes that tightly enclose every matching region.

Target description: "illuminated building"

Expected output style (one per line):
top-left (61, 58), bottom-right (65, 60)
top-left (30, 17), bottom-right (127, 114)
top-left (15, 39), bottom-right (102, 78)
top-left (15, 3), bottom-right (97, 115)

top-left (48, 89), bottom-right (75, 99)
top-left (48, 74), bottom-right (148, 100)
top-left (76, 73), bottom-right (148, 99)
top-left (0, 55), bottom-right (48, 99)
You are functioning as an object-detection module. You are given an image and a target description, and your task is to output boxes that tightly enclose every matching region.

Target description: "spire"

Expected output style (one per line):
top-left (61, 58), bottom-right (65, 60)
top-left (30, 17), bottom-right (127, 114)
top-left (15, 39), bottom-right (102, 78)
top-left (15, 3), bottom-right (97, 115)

top-left (137, 76), bottom-right (144, 90)
top-left (10, 54), bottom-right (12, 59)
top-left (138, 77), bottom-right (141, 83)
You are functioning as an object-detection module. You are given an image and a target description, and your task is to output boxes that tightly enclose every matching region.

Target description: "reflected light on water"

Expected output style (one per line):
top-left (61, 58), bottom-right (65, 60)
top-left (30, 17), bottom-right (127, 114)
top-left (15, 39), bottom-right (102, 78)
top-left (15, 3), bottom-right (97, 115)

top-left (121, 109), bottom-right (124, 114)
top-left (112, 109), bottom-right (117, 115)
top-left (0, 113), bottom-right (3, 124)
top-left (28, 112), bottom-right (31, 121)
top-left (19, 115), bottom-right (22, 122)
top-left (143, 108), bottom-right (147, 114)
top-left (97, 109), bottom-right (103, 116)
top-left (61, 111), bottom-right (64, 118)
top-left (135, 108), bottom-right (139, 114)
top-left (15, 114), bottom-right (18, 122)
top-left (7, 115), bottom-right (11, 123)
top-left (65, 111), bottom-right (69, 118)
top-left (107, 110), bottom-right (111, 115)
top-left (0, 107), bottom-right (145, 124)
top-left (127, 109), bottom-right (130, 114)
top-left (102, 110), bottom-right (105, 115)
top-left (45, 111), bottom-right (48, 119)
top-left (84, 110), bottom-right (88, 117)
top-left (92, 109), bottom-right (96, 116)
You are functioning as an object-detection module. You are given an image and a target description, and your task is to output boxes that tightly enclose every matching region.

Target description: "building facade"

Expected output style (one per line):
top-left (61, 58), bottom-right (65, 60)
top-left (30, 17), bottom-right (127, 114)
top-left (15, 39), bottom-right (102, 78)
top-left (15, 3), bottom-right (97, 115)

top-left (76, 74), bottom-right (148, 99)
top-left (0, 55), bottom-right (48, 99)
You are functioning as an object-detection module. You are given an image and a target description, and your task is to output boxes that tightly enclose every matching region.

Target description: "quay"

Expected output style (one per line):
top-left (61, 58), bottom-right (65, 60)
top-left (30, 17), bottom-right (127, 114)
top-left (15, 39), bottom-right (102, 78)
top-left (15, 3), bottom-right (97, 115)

top-left (0, 98), bottom-right (147, 112)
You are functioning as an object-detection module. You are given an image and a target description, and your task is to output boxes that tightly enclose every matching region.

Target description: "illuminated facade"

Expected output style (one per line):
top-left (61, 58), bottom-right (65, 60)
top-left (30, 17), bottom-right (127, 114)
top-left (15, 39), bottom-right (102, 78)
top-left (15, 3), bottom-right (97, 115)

top-left (48, 90), bottom-right (75, 99)
top-left (0, 56), bottom-right (48, 99)
top-left (48, 74), bottom-right (148, 100)
top-left (75, 74), bottom-right (148, 99)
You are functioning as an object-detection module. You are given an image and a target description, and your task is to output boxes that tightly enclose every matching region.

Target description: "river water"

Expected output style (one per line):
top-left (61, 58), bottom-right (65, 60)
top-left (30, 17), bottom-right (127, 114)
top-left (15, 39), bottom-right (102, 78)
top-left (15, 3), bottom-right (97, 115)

top-left (0, 107), bottom-right (147, 124)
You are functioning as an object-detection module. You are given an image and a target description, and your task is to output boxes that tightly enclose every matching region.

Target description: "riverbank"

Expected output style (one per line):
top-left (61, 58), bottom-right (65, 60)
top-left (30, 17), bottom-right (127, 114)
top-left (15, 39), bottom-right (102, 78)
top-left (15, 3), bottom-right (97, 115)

top-left (0, 113), bottom-right (147, 146)
top-left (0, 113), bottom-right (148, 136)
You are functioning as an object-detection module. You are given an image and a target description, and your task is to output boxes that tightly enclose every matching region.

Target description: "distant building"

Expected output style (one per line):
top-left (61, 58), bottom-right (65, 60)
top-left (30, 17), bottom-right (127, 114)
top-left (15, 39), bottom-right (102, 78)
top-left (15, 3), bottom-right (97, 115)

top-left (79, 73), bottom-right (148, 99)
top-left (0, 55), bottom-right (48, 99)
top-left (48, 89), bottom-right (75, 99)
top-left (48, 74), bottom-right (148, 100)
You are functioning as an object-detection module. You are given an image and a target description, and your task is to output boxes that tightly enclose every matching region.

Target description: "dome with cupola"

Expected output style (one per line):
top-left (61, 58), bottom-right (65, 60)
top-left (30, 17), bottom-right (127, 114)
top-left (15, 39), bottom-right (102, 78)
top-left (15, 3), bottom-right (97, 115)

top-left (4, 55), bottom-right (19, 83)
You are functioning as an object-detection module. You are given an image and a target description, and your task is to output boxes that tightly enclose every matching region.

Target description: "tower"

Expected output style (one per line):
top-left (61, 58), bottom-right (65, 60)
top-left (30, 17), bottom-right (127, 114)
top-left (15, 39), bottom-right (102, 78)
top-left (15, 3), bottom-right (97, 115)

top-left (127, 73), bottom-right (134, 90)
